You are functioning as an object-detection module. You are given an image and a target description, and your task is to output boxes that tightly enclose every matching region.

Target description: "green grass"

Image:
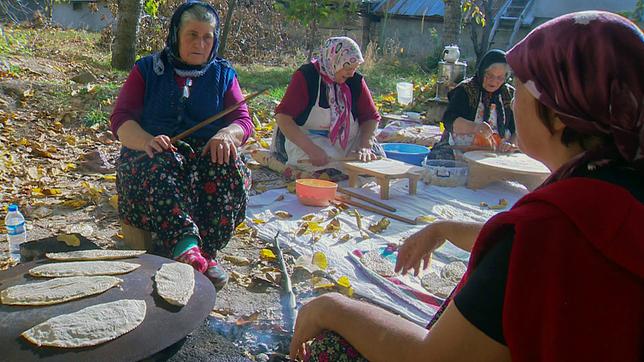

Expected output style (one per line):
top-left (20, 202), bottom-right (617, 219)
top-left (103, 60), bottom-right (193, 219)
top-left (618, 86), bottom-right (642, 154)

top-left (361, 60), bottom-right (432, 97)
top-left (83, 108), bottom-right (109, 128)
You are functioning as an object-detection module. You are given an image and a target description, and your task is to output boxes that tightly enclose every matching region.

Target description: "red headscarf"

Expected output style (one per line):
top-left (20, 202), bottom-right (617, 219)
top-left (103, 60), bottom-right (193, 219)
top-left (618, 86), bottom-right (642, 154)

top-left (506, 11), bottom-right (644, 182)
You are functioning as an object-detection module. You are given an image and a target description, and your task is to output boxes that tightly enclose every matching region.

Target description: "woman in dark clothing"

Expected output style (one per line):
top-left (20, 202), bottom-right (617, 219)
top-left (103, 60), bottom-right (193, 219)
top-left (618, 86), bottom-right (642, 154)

top-left (429, 49), bottom-right (516, 160)
top-left (289, 12), bottom-right (643, 361)
top-left (110, 1), bottom-right (253, 289)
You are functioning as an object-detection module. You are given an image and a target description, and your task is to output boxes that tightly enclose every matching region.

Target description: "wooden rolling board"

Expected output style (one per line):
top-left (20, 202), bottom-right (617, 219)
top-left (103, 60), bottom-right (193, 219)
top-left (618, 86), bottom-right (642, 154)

top-left (342, 158), bottom-right (424, 199)
top-left (463, 151), bottom-right (551, 190)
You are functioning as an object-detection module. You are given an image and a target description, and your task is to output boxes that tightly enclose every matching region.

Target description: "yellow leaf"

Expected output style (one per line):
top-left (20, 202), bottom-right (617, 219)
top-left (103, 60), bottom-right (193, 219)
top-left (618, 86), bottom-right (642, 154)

top-left (42, 188), bottom-right (62, 196)
top-left (236, 222), bottom-right (250, 232)
top-left (287, 181), bottom-right (296, 193)
top-left (259, 248), bottom-right (276, 261)
top-left (312, 251), bottom-right (328, 270)
top-left (102, 174), bottom-right (117, 181)
top-left (337, 276), bottom-right (351, 288)
top-left (258, 139), bottom-right (270, 149)
top-left (56, 234), bottom-right (80, 247)
top-left (109, 195), bottom-right (118, 209)
top-left (18, 138), bottom-right (29, 146)
top-left (439, 122), bottom-right (445, 133)
top-left (62, 199), bottom-right (88, 209)
top-left (251, 218), bottom-right (266, 225)
top-left (415, 215), bottom-right (436, 224)
top-left (31, 187), bottom-right (45, 197)
top-left (305, 221), bottom-right (324, 234)
top-left (64, 163), bottom-right (77, 171)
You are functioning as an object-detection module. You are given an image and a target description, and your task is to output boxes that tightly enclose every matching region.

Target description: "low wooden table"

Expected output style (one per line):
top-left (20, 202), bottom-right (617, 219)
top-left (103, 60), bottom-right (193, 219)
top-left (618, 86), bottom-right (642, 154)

top-left (463, 151), bottom-right (550, 191)
top-left (343, 158), bottom-right (424, 200)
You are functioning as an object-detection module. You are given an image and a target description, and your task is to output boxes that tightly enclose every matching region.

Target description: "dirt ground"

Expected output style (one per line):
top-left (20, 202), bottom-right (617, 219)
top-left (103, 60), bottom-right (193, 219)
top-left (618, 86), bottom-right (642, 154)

top-left (0, 51), bottom-right (307, 361)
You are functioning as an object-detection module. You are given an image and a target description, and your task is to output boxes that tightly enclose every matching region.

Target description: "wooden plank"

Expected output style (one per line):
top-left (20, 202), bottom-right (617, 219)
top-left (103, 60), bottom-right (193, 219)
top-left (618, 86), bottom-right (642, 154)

top-left (343, 158), bottom-right (424, 179)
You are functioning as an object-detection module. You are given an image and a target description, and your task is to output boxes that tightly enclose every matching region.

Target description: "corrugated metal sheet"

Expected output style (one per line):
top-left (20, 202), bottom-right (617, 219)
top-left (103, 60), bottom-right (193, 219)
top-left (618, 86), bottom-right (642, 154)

top-left (372, 0), bottom-right (445, 17)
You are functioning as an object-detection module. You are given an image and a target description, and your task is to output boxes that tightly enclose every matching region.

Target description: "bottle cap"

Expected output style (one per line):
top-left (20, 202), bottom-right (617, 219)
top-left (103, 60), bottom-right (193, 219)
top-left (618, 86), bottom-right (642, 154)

top-left (8, 204), bottom-right (18, 212)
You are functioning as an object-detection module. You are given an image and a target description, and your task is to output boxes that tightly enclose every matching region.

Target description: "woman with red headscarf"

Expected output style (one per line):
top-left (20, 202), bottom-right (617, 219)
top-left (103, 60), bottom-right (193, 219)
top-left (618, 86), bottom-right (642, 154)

top-left (289, 11), bottom-right (643, 361)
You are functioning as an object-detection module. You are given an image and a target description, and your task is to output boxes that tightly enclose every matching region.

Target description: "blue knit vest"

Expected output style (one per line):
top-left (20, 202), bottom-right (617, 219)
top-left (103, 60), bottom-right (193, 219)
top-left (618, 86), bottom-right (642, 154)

top-left (136, 54), bottom-right (236, 140)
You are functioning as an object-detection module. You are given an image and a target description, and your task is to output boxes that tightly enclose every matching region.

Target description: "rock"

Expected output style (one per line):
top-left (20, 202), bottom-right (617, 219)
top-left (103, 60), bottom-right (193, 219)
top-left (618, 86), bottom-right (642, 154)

top-left (79, 149), bottom-right (115, 174)
top-left (255, 353), bottom-right (269, 362)
top-left (255, 343), bottom-right (269, 354)
top-left (71, 71), bottom-right (98, 84)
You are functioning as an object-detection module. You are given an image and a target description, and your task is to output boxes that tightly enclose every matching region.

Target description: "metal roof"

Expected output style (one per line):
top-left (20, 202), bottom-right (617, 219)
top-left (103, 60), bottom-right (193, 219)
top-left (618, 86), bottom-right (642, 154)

top-left (371, 0), bottom-right (444, 17)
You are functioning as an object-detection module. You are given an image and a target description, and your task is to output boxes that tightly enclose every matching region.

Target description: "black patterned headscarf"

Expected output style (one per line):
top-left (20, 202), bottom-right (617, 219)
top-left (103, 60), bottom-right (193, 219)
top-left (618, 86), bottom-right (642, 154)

top-left (164, 1), bottom-right (220, 74)
top-left (507, 11), bottom-right (644, 182)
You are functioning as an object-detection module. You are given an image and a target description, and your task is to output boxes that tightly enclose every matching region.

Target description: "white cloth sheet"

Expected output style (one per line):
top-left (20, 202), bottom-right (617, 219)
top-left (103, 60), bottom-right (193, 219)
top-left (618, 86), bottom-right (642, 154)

top-left (246, 179), bottom-right (528, 325)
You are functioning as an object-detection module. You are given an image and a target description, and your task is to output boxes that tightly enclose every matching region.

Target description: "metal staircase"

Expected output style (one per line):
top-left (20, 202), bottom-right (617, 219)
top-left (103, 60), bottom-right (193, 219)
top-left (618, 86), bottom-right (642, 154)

top-left (487, 0), bottom-right (535, 50)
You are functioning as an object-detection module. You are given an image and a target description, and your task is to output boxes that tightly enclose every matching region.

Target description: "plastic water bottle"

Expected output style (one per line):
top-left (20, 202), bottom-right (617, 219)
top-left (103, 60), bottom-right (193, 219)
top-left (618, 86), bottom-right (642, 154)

top-left (5, 204), bottom-right (26, 262)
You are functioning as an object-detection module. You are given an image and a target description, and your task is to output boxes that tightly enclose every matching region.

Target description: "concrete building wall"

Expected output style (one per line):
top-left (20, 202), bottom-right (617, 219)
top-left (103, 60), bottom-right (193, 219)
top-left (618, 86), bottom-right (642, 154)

top-left (532, 0), bottom-right (637, 18)
top-left (52, 2), bottom-right (114, 32)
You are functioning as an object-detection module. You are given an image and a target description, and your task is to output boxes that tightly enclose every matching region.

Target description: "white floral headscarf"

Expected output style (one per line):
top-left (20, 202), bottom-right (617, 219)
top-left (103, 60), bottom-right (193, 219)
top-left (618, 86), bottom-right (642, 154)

top-left (314, 37), bottom-right (364, 149)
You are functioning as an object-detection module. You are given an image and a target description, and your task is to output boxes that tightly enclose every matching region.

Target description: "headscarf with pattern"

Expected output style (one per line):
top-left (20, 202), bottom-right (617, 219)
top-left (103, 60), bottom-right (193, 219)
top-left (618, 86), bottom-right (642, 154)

top-left (313, 37), bottom-right (364, 149)
top-left (154, 1), bottom-right (221, 78)
top-left (506, 11), bottom-right (644, 183)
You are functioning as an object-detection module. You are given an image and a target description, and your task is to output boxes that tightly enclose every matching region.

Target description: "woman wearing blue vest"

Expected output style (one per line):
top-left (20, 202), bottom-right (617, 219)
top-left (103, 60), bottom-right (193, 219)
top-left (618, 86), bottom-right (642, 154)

top-left (110, 1), bottom-right (254, 289)
top-left (272, 37), bottom-right (383, 170)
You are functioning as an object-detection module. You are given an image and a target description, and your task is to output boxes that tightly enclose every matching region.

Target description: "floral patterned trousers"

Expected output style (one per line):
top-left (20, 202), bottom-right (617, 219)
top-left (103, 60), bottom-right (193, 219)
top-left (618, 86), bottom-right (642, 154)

top-left (304, 331), bottom-right (369, 362)
top-left (116, 138), bottom-right (251, 257)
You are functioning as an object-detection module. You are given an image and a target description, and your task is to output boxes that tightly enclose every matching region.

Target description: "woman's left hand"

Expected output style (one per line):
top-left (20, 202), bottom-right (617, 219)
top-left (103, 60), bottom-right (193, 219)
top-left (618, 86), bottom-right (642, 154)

top-left (498, 141), bottom-right (517, 153)
top-left (353, 146), bottom-right (377, 162)
top-left (202, 131), bottom-right (238, 164)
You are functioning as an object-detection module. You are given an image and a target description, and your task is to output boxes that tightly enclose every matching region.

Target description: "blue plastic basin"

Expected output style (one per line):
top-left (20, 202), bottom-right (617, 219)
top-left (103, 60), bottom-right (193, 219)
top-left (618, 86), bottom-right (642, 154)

top-left (382, 143), bottom-right (430, 166)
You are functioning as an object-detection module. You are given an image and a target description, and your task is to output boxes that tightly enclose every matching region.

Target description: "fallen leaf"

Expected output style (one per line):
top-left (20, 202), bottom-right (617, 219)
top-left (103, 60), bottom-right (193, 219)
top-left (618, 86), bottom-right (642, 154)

top-left (324, 218), bottom-right (341, 234)
top-left (56, 234), bottom-right (80, 247)
top-left (259, 248), bottom-right (276, 261)
top-left (415, 215), bottom-right (436, 224)
top-left (353, 209), bottom-right (363, 230)
top-left (336, 275), bottom-right (354, 297)
top-left (338, 234), bottom-right (351, 243)
top-left (274, 210), bottom-right (292, 219)
top-left (102, 174), bottom-right (116, 182)
top-left (312, 251), bottom-right (328, 270)
top-left (223, 255), bottom-right (251, 266)
top-left (251, 218), bottom-right (266, 225)
top-left (109, 195), bottom-right (118, 209)
top-left (368, 217), bottom-right (391, 234)
top-left (235, 311), bottom-right (260, 326)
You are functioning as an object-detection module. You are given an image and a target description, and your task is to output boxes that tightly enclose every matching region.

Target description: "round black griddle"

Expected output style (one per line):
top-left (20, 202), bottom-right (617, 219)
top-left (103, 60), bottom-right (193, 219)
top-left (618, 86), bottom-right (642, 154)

top-left (0, 254), bottom-right (216, 362)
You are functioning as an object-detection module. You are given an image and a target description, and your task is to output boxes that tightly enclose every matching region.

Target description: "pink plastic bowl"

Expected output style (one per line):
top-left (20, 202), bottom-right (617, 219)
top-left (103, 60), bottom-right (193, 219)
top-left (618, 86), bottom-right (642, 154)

top-left (295, 179), bottom-right (338, 207)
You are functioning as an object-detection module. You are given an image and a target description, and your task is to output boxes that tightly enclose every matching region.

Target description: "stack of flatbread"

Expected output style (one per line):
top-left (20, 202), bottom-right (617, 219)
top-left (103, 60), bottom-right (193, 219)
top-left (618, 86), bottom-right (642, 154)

top-left (420, 261), bottom-right (467, 298)
top-left (1, 249), bottom-right (150, 348)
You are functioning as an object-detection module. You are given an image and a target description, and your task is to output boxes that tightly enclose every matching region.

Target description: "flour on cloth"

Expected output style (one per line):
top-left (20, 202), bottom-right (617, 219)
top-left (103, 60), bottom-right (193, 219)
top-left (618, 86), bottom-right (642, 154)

top-left (0, 276), bottom-right (122, 306)
top-left (22, 299), bottom-right (146, 347)
top-left (29, 261), bottom-right (140, 277)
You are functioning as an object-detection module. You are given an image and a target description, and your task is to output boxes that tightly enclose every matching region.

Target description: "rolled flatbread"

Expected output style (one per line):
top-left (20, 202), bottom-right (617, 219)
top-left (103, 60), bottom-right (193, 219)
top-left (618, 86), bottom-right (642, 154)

top-left (46, 249), bottom-right (146, 261)
top-left (155, 262), bottom-right (195, 306)
top-left (0, 276), bottom-right (122, 306)
top-left (29, 261), bottom-right (140, 278)
top-left (420, 273), bottom-right (455, 298)
top-left (22, 299), bottom-right (146, 347)
top-left (360, 251), bottom-right (396, 277)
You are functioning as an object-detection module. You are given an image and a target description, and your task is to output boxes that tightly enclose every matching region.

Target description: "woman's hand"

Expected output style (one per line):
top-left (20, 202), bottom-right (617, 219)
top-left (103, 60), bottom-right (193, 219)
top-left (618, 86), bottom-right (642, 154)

top-left (144, 135), bottom-right (176, 158)
top-left (395, 222), bottom-right (449, 276)
top-left (353, 147), bottom-right (377, 162)
top-left (475, 122), bottom-right (494, 138)
top-left (498, 140), bottom-right (515, 153)
top-left (305, 144), bottom-right (330, 166)
top-left (202, 130), bottom-right (238, 164)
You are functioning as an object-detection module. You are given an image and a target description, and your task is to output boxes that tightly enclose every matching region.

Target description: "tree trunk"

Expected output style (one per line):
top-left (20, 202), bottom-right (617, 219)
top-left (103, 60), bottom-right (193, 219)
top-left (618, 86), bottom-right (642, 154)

top-left (218, 0), bottom-right (237, 57)
top-left (111, 0), bottom-right (143, 71)
top-left (442, 0), bottom-right (462, 47)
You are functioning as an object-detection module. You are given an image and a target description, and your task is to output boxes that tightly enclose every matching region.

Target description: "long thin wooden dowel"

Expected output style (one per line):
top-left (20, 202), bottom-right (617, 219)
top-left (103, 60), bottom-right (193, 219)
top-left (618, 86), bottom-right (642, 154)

top-left (336, 196), bottom-right (417, 225)
top-left (337, 186), bottom-right (397, 212)
top-left (131, 88), bottom-right (268, 163)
